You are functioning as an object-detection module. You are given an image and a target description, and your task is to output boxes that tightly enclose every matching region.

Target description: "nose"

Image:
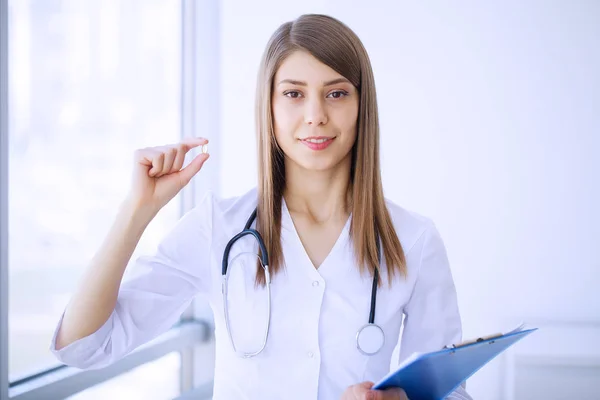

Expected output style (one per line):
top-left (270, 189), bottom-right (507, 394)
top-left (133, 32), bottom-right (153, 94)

top-left (304, 97), bottom-right (328, 126)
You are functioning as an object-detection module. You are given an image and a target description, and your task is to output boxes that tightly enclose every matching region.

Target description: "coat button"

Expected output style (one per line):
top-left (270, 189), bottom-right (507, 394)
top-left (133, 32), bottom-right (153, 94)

top-left (312, 281), bottom-right (319, 287)
top-left (307, 351), bottom-right (314, 358)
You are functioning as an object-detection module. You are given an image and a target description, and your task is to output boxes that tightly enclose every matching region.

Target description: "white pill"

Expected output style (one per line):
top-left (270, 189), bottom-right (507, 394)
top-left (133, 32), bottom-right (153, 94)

top-left (201, 144), bottom-right (208, 154)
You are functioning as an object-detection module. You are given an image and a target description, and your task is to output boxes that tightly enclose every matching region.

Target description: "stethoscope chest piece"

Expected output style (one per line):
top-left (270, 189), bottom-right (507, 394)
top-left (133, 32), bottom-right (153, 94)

top-left (356, 323), bottom-right (385, 356)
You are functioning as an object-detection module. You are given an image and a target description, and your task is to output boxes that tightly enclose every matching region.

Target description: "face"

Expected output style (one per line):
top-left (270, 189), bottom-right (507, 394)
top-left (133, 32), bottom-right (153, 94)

top-left (271, 50), bottom-right (359, 172)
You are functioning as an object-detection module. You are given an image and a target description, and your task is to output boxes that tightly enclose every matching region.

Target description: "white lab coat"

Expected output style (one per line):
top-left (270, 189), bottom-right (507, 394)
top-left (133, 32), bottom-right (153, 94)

top-left (50, 188), bottom-right (472, 400)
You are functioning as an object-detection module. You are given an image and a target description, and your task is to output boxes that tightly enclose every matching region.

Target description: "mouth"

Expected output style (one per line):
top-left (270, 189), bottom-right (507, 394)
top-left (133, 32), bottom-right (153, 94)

top-left (299, 136), bottom-right (335, 151)
top-left (300, 136), bottom-right (335, 143)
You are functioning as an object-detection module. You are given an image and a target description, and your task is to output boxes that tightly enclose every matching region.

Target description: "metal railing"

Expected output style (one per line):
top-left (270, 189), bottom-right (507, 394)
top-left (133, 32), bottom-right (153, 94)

top-left (8, 321), bottom-right (211, 400)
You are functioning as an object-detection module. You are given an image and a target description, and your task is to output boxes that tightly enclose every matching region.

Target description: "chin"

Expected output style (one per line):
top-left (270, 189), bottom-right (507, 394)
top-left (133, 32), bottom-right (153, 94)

top-left (301, 162), bottom-right (335, 172)
top-left (291, 154), bottom-right (346, 173)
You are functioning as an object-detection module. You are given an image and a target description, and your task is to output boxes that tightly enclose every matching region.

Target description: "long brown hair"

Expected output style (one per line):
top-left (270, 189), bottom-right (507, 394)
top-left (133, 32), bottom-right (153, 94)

top-left (254, 14), bottom-right (406, 286)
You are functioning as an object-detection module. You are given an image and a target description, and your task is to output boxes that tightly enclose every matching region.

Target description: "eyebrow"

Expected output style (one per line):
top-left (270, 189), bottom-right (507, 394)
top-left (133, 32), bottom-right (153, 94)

top-left (277, 78), bottom-right (351, 87)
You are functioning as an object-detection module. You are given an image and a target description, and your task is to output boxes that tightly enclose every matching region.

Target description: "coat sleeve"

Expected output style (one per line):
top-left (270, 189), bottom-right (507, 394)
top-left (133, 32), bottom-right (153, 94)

top-left (49, 192), bottom-right (215, 370)
top-left (399, 220), bottom-right (473, 399)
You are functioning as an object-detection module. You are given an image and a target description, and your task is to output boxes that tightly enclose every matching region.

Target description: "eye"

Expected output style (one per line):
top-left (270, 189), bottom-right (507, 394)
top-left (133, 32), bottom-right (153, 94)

top-left (284, 90), bottom-right (302, 99)
top-left (327, 90), bottom-right (349, 99)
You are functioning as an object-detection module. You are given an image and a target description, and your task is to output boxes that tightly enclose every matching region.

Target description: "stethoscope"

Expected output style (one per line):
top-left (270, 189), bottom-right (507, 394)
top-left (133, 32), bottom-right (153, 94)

top-left (221, 207), bottom-right (385, 358)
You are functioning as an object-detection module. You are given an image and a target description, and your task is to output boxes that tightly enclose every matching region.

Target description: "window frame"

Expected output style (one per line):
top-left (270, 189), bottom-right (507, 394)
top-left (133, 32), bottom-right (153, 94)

top-left (1, 0), bottom-right (10, 398)
top-left (0, 0), bottom-right (220, 398)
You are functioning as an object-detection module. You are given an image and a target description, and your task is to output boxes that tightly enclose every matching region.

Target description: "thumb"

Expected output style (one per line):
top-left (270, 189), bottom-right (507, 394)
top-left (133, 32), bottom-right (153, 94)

top-left (178, 153), bottom-right (210, 185)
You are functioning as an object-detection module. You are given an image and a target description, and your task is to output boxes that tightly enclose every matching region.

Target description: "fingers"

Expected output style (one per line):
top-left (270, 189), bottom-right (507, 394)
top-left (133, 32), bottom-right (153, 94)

top-left (350, 381), bottom-right (374, 398)
top-left (389, 388), bottom-right (408, 400)
top-left (135, 148), bottom-right (163, 177)
top-left (157, 146), bottom-right (177, 177)
top-left (135, 137), bottom-right (209, 178)
top-left (178, 152), bottom-right (210, 185)
top-left (171, 143), bottom-right (188, 174)
top-left (179, 136), bottom-right (208, 148)
top-left (369, 388), bottom-right (407, 400)
top-left (343, 381), bottom-right (408, 400)
top-left (362, 382), bottom-right (375, 390)
top-left (342, 382), bottom-right (406, 400)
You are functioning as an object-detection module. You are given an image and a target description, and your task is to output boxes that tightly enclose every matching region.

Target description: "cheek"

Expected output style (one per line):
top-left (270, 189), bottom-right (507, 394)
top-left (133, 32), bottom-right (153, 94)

top-left (332, 104), bottom-right (359, 137)
top-left (272, 101), bottom-right (300, 136)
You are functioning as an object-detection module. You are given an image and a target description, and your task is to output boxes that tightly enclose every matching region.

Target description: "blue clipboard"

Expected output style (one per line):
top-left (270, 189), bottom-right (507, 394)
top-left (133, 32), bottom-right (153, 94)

top-left (372, 328), bottom-right (538, 400)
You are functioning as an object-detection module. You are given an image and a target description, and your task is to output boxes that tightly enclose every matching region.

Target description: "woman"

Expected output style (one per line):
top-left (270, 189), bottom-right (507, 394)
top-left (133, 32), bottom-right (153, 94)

top-left (51, 14), bottom-right (472, 400)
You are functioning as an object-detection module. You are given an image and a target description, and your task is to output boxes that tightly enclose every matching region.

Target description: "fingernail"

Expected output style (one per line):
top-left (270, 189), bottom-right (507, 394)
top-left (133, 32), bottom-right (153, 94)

top-left (366, 392), bottom-right (374, 400)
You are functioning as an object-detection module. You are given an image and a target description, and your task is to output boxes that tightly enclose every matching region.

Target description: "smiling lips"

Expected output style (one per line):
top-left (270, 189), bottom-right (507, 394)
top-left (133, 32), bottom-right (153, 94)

top-left (300, 136), bottom-right (335, 151)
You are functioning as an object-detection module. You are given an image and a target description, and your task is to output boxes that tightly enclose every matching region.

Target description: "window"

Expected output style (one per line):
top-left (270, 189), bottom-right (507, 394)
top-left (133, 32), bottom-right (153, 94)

top-left (67, 352), bottom-right (181, 400)
top-left (7, 0), bottom-right (182, 382)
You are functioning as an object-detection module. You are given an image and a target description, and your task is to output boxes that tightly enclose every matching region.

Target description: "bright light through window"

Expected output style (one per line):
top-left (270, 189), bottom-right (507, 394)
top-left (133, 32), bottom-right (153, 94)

top-left (8, 0), bottom-right (182, 381)
top-left (67, 352), bottom-right (181, 400)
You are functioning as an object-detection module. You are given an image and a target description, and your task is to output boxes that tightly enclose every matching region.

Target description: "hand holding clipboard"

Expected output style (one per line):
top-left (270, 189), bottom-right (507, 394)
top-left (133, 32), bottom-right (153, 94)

top-left (372, 324), bottom-right (537, 400)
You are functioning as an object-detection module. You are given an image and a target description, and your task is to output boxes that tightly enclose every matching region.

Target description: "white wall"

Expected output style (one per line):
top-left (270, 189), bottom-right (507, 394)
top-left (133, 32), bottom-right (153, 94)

top-left (216, 1), bottom-right (600, 399)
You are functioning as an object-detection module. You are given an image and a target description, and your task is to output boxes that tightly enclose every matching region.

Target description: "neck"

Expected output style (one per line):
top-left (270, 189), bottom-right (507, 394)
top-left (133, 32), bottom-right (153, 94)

top-left (283, 156), bottom-right (352, 225)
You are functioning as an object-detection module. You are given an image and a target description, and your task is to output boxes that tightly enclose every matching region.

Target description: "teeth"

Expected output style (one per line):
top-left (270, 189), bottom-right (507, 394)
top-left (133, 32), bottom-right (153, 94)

top-left (305, 138), bottom-right (330, 143)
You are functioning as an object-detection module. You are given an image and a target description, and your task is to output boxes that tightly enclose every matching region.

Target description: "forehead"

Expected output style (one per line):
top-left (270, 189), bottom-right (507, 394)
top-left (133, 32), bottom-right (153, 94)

top-left (275, 50), bottom-right (344, 83)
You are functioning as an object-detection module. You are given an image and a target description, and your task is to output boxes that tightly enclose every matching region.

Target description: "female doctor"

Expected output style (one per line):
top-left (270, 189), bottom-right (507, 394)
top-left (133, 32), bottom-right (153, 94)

top-left (51, 14), bottom-right (472, 400)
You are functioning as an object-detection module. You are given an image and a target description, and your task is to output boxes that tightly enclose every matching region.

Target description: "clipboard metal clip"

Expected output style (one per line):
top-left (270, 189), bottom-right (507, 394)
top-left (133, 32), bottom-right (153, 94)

top-left (442, 323), bottom-right (528, 350)
top-left (443, 332), bottom-right (504, 350)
